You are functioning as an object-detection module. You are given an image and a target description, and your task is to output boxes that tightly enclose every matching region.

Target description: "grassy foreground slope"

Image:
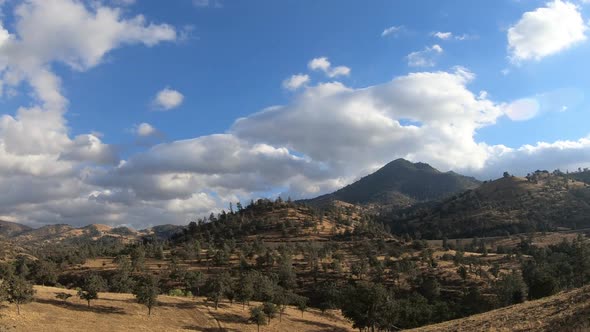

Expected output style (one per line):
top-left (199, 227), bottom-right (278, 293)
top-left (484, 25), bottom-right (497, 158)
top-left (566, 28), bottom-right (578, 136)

top-left (412, 285), bottom-right (590, 332)
top-left (0, 286), bottom-right (353, 332)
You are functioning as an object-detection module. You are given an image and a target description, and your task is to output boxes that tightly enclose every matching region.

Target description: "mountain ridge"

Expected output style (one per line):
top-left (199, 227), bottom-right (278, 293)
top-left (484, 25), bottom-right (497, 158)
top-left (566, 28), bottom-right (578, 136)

top-left (303, 158), bottom-right (481, 210)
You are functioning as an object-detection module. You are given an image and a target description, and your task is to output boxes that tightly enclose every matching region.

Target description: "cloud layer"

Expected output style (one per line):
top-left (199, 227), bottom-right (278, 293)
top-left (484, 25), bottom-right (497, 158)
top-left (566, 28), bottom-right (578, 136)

top-left (1, 1), bottom-right (590, 229)
top-left (508, 0), bottom-right (587, 61)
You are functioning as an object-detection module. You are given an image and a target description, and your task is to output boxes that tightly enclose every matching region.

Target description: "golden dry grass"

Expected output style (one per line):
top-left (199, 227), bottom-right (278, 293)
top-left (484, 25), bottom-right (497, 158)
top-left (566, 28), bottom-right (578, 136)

top-left (411, 285), bottom-right (590, 332)
top-left (0, 286), bottom-right (353, 332)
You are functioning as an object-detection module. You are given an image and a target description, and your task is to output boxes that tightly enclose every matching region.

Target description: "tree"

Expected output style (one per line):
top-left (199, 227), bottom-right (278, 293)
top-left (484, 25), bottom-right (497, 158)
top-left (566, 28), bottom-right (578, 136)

top-left (293, 295), bottom-right (308, 317)
top-left (78, 274), bottom-right (105, 308)
top-left (205, 272), bottom-right (230, 309)
top-left (262, 302), bottom-right (278, 324)
top-left (340, 282), bottom-right (388, 332)
top-left (32, 260), bottom-right (58, 286)
top-left (130, 246), bottom-right (146, 272)
top-left (249, 306), bottom-right (267, 332)
top-left (418, 276), bottom-right (441, 302)
top-left (5, 275), bottom-right (35, 315)
top-left (494, 271), bottom-right (528, 307)
top-left (133, 274), bottom-right (159, 316)
top-left (184, 270), bottom-right (204, 297)
top-left (315, 281), bottom-right (340, 313)
top-left (237, 272), bottom-right (255, 309)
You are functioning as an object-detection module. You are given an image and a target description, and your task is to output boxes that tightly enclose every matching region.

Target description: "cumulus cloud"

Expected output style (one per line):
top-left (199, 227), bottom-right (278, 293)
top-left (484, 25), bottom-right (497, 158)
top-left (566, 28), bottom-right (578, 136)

top-left (3, 1), bottom-right (590, 229)
top-left (508, 0), bottom-right (587, 62)
top-left (406, 44), bottom-right (443, 67)
top-left (308, 57), bottom-right (351, 78)
top-left (136, 122), bottom-right (159, 137)
top-left (0, 0), bottom-right (176, 228)
top-left (282, 74), bottom-right (310, 91)
top-left (381, 25), bottom-right (404, 37)
top-left (153, 88), bottom-right (184, 110)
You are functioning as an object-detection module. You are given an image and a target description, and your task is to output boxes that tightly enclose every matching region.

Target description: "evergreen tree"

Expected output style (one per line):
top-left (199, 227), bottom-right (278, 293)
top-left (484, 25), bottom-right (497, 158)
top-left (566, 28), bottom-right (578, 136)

top-left (249, 306), bottom-right (267, 332)
top-left (78, 274), bottom-right (105, 308)
top-left (133, 274), bottom-right (159, 316)
top-left (5, 275), bottom-right (35, 315)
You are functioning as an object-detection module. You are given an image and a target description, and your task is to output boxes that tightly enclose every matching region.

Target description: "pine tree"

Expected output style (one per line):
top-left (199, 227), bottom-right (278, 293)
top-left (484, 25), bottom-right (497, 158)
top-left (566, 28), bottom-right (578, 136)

top-left (133, 274), bottom-right (159, 316)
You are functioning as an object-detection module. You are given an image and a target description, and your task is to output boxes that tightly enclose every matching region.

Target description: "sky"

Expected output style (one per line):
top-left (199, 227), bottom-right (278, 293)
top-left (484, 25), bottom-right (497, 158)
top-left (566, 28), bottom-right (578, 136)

top-left (1, 0), bottom-right (590, 228)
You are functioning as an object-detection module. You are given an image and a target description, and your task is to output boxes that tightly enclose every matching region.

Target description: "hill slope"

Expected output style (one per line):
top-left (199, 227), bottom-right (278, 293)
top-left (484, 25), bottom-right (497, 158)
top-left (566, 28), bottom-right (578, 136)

top-left (0, 286), bottom-right (353, 332)
top-left (304, 159), bottom-right (480, 210)
top-left (412, 285), bottom-right (590, 332)
top-left (387, 172), bottom-right (590, 238)
top-left (0, 220), bottom-right (32, 238)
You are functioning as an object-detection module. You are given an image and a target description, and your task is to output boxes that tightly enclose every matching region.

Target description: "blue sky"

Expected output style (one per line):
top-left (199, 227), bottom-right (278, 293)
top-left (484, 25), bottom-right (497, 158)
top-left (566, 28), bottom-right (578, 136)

top-left (1, 0), bottom-right (590, 227)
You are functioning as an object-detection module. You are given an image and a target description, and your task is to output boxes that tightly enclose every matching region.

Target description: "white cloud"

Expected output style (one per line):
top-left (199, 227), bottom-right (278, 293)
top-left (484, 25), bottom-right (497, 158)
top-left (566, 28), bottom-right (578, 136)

top-left (432, 31), bottom-right (475, 41)
top-left (282, 74), bottom-right (310, 91)
top-left (308, 57), bottom-right (351, 78)
top-left (154, 88), bottom-right (184, 110)
top-left (136, 123), bottom-right (159, 137)
top-left (407, 44), bottom-right (444, 67)
top-left (308, 57), bottom-right (331, 72)
top-left (433, 31), bottom-right (452, 40)
top-left (508, 0), bottom-right (587, 62)
top-left (381, 25), bottom-right (404, 37)
top-left (233, 67), bottom-right (501, 176)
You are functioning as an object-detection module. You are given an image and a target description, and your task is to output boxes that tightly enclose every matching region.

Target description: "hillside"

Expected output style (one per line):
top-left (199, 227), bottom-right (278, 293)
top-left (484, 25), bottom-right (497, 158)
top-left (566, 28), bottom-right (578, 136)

top-left (386, 171), bottom-right (590, 238)
top-left (304, 159), bottom-right (480, 210)
top-left (412, 284), bottom-right (590, 332)
top-left (0, 286), bottom-right (353, 332)
top-left (0, 220), bottom-right (32, 238)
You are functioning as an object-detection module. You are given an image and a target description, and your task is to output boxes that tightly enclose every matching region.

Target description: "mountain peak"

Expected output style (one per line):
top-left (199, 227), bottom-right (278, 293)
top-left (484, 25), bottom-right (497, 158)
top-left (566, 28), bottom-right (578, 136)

top-left (305, 158), bottom-right (480, 209)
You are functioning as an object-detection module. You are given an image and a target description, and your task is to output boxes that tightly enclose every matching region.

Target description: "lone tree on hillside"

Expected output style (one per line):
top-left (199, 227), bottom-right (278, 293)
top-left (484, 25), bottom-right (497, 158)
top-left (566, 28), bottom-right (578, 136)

top-left (293, 295), bottom-right (308, 317)
top-left (78, 274), bottom-right (105, 308)
top-left (205, 272), bottom-right (230, 309)
top-left (262, 302), bottom-right (278, 325)
top-left (5, 275), bottom-right (35, 315)
top-left (249, 306), bottom-right (267, 332)
top-left (133, 274), bottom-right (159, 316)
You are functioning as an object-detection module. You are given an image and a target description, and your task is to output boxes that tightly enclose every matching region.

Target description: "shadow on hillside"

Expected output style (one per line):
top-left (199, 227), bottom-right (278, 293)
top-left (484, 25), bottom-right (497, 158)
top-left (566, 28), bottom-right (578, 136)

top-left (35, 298), bottom-right (126, 315)
top-left (208, 312), bottom-right (247, 324)
top-left (291, 318), bottom-right (349, 332)
top-left (158, 301), bottom-right (198, 310)
top-left (182, 326), bottom-right (239, 332)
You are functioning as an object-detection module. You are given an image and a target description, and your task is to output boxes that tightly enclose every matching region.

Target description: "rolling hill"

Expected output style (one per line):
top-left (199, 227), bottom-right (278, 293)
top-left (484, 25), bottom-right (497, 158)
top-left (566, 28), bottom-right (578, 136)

top-left (303, 158), bottom-right (480, 210)
top-left (386, 171), bottom-right (590, 238)
top-left (0, 220), bottom-right (32, 238)
top-left (412, 284), bottom-right (590, 332)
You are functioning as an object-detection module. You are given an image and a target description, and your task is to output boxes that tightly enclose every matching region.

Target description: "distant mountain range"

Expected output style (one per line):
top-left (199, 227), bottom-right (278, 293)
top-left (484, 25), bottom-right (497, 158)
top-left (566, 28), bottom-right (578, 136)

top-left (0, 221), bottom-right (184, 246)
top-left (5, 159), bottom-right (590, 244)
top-left (303, 158), bottom-right (481, 210)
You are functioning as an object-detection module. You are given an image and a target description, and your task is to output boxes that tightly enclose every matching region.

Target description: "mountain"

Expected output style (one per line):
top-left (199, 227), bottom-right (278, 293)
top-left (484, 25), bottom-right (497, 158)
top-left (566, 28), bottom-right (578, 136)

top-left (386, 171), bottom-right (590, 238)
top-left (304, 158), bottom-right (481, 210)
top-left (0, 220), bottom-right (32, 238)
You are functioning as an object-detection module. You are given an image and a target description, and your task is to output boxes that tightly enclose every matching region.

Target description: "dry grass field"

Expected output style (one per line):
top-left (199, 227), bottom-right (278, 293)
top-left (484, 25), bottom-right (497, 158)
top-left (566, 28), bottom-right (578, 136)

top-left (412, 285), bottom-right (590, 332)
top-left (0, 286), bottom-right (353, 332)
